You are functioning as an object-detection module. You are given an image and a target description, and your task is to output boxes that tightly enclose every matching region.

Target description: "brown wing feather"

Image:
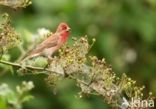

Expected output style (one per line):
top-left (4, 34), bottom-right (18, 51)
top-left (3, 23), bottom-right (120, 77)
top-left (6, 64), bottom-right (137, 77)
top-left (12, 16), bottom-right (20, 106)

top-left (29, 35), bottom-right (59, 55)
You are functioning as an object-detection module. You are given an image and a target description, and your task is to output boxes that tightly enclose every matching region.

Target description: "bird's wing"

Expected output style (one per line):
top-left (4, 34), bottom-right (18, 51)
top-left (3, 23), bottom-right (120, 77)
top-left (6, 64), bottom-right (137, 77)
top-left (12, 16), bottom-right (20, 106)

top-left (29, 35), bottom-right (59, 55)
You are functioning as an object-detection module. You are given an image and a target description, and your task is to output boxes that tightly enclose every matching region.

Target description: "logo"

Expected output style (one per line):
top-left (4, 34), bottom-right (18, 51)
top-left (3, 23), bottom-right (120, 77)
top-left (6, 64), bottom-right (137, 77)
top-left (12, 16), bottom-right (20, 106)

top-left (121, 97), bottom-right (154, 108)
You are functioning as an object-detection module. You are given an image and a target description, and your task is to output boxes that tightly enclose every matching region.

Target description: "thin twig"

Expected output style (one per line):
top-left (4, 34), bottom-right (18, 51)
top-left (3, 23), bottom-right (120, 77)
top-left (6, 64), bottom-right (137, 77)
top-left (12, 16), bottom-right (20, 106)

top-left (0, 60), bottom-right (52, 73)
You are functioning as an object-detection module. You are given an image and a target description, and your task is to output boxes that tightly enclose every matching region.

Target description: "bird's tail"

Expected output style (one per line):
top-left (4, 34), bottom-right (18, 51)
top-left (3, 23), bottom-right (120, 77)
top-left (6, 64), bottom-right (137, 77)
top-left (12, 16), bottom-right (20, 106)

top-left (16, 46), bottom-right (37, 63)
top-left (17, 53), bottom-right (31, 63)
top-left (18, 52), bottom-right (41, 63)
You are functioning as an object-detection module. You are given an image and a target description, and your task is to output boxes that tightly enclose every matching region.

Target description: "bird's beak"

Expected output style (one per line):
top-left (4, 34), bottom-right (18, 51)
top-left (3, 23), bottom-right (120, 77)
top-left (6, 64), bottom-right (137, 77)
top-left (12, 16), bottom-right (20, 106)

top-left (67, 27), bottom-right (71, 32)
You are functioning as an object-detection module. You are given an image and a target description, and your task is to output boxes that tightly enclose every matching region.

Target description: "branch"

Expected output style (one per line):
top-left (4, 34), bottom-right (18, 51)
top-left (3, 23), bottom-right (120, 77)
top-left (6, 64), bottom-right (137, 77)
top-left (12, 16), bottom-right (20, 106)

top-left (0, 60), bottom-right (52, 73)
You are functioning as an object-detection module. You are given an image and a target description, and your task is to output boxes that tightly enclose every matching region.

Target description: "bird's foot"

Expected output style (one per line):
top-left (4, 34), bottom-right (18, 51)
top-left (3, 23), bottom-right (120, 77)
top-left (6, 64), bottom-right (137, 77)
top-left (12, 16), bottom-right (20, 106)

top-left (44, 63), bottom-right (49, 69)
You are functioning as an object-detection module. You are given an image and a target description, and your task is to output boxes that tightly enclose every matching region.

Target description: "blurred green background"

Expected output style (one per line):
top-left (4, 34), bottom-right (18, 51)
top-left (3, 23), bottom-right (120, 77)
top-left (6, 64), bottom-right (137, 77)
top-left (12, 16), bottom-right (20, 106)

top-left (0, 0), bottom-right (156, 109)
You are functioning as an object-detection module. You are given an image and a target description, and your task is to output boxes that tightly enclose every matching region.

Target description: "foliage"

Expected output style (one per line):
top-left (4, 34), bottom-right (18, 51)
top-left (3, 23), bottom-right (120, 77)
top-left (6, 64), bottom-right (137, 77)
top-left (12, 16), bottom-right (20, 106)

top-left (0, 81), bottom-right (34, 109)
top-left (0, 35), bottom-right (154, 108)
top-left (0, 13), bottom-right (20, 53)
top-left (0, 0), bottom-right (155, 109)
top-left (23, 36), bottom-right (154, 109)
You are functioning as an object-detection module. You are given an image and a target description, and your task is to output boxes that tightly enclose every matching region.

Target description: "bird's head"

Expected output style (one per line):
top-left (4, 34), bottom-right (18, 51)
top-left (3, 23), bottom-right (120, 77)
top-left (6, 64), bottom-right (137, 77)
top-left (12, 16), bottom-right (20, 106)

top-left (56, 22), bottom-right (71, 33)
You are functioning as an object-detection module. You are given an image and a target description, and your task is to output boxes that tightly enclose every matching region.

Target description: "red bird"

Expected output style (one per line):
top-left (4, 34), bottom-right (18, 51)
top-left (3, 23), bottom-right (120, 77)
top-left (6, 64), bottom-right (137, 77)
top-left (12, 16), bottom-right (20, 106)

top-left (22, 23), bottom-right (70, 61)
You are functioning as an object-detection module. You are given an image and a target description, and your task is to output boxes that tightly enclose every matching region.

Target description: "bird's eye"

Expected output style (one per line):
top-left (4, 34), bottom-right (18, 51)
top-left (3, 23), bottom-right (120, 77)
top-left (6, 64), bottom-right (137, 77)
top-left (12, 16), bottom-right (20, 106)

top-left (62, 25), bottom-right (67, 30)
